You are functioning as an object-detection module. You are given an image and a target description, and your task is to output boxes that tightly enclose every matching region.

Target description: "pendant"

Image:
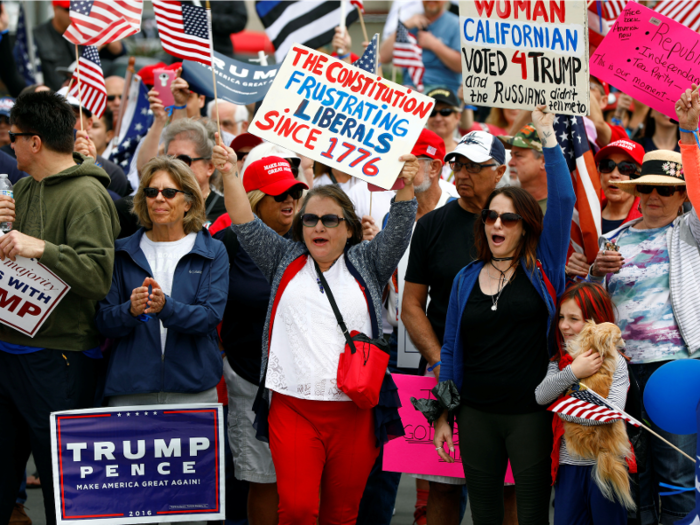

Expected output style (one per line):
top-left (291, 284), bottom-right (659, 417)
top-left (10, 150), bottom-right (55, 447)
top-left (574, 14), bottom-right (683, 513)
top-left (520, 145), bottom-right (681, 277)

top-left (491, 304), bottom-right (497, 311)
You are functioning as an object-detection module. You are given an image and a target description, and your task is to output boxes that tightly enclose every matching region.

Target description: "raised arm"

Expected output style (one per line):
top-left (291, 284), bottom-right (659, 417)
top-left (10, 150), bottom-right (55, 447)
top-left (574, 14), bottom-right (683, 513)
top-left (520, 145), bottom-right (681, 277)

top-left (677, 84), bottom-right (700, 209)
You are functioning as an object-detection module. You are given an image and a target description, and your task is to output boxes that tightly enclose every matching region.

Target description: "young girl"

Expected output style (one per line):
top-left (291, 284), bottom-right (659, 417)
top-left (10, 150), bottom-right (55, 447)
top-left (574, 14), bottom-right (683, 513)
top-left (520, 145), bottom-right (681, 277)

top-left (535, 282), bottom-right (631, 525)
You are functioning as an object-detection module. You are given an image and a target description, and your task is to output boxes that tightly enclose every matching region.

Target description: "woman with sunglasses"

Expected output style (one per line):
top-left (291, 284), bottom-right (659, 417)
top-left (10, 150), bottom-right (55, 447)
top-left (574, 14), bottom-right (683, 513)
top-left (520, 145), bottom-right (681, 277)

top-left (214, 135), bottom-right (418, 524)
top-left (588, 87), bottom-right (700, 525)
top-left (96, 156), bottom-right (228, 410)
top-left (431, 105), bottom-right (575, 524)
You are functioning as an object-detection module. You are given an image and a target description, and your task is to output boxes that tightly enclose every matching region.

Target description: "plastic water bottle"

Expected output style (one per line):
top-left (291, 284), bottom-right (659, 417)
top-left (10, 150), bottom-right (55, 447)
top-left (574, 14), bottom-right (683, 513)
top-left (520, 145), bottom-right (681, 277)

top-left (0, 174), bottom-right (12, 234)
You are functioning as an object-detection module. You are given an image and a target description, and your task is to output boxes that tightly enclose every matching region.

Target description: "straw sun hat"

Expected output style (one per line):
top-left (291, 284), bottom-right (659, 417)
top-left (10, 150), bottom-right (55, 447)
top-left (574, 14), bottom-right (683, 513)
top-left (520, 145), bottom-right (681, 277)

top-left (614, 150), bottom-right (686, 196)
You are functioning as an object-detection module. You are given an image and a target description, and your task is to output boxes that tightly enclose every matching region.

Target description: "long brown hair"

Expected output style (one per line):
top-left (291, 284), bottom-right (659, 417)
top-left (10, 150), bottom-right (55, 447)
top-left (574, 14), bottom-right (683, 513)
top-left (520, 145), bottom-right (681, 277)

top-left (474, 187), bottom-right (543, 269)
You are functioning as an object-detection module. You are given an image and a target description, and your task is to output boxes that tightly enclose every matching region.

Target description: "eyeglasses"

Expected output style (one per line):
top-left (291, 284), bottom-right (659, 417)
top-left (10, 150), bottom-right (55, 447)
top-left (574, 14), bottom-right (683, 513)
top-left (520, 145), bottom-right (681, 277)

top-left (301, 214), bottom-right (346, 228)
top-left (106, 95), bottom-right (122, 102)
top-left (143, 187), bottom-right (191, 199)
top-left (598, 159), bottom-right (639, 177)
top-left (481, 209), bottom-right (523, 226)
top-left (9, 131), bottom-right (41, 143)
top-left (273, 188), bottom-right (304, 202)
top-left (429, 108), bottom-right (458, 118)
top-left (636, 185), bottom-right (685, 197)
top-left (450, 160), bottom-right (497, 174)
top-left (171, 154), bottom-right (208, 167)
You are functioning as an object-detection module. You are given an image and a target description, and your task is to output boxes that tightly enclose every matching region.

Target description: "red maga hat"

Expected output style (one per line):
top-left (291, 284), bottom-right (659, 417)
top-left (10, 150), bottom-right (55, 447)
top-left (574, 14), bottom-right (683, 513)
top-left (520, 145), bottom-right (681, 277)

top-left (594, 139), bottom-right (645, 166)
top-left (412, 128), bottom-right (446, 165)
top-left (243, 156), bottom-right (308, 196)
top-left (230, 132), bottom-right (264, 152)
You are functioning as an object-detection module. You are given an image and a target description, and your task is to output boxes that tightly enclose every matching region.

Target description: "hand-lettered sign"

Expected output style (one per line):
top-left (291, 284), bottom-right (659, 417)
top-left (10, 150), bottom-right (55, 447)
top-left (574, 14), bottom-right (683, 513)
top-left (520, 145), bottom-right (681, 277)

top-left (459, 1), bottom-right (589, 115)
top-left (590, 2), bottom-right (699, 119)
top-left (51, 405), bottom-right (225, 525)
top-left (0, 252), bottom-right (70, 337)
top-left (383, 374), bottom-right (514, 483)
top-left (249, 44), bottom-right (435, 190)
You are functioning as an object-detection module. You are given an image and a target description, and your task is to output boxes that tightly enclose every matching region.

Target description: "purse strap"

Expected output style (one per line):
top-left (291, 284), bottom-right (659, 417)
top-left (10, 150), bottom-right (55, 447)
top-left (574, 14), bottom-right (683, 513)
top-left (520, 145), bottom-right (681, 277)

top-left (313, 259), bottom-right (357, 353)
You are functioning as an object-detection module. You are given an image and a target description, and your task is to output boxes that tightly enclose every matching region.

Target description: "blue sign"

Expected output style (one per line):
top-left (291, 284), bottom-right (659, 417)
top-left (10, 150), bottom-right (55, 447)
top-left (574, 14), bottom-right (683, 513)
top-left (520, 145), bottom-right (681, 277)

top-left (50, 405), bottom-right (224, 525)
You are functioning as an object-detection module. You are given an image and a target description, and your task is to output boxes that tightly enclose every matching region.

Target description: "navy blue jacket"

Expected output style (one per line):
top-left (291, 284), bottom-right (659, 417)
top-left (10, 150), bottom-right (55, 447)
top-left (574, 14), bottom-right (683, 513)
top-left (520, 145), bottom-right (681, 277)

top-left (96, 228), bottom-right (229, 396)
top-left (440, 146), bottom-right (575, 392)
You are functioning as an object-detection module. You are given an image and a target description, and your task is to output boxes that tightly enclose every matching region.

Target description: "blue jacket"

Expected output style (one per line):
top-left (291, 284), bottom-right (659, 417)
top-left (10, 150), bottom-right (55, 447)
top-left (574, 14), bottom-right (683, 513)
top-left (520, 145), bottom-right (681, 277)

top-left (96, 228), bottom-right (229, 397)
top-left (440, 146), bottom-right (575, 391)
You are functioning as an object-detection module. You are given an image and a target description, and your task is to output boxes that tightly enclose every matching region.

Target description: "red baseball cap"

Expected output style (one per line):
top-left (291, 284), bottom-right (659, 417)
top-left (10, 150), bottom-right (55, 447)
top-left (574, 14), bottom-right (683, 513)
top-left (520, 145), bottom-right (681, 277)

top-left (53, 1), bottom-right (71, 9)
top-left (137, 62), bottom-right (166, 87)
top-left (594, 139), bottom-right (645, 166)
top-left (230, 132), bottom-right (263, 153)
top-left (412, 128), bottom-right (446, 165)
top-left (243, 156), bottom-right (309, 196)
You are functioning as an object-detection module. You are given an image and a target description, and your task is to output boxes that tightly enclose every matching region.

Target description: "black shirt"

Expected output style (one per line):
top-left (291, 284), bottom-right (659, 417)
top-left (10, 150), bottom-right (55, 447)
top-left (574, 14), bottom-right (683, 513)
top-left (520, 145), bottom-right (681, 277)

top-left (636, 136), bottom-right (681, 154)
top-left (96, 156), bottom-right (132, 198)
top-left (602, 217), bottom-right (625, 234)
top-left (460, 267), bottom-right (549, 414)
top-left (405, 199), bottom-right (476, 344)
top-left (33, 19), bottom-right (76, 91)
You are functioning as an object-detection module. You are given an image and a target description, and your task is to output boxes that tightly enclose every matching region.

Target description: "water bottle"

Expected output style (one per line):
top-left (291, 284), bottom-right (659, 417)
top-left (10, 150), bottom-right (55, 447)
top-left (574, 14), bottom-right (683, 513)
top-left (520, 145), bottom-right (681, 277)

top-left (0, 174), bottom-right (12, 234)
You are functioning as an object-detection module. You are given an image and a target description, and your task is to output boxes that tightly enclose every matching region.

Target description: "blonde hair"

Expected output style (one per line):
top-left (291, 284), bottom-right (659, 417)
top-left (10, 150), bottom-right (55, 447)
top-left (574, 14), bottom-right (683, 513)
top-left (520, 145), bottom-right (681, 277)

top-left (486, 107), bottom-right (509, 130)
top-left (247, 189), bottom-right (266, 216)
top-left (133, 157), bottom-right (206, 234)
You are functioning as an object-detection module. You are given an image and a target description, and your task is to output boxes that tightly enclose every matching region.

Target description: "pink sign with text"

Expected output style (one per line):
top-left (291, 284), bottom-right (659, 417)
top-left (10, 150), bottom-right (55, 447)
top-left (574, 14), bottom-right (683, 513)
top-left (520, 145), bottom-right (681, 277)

top-left (590, 2), bottom-right (700, 119)
top-left (383, 374), bottom-right (514, 483)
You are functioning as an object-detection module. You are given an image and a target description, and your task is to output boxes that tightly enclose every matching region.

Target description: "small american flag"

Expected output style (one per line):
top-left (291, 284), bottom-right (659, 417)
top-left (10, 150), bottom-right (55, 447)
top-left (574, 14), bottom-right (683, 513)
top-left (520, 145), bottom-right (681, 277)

top-left (353, 33), bottom-right (378, 74)
top-left (654, 0), bottom-right (700, 33)
top-left (549, 387), bottom-right (640, 426)
top-left (393, 20), bottom-right (424, 92)
top-left (64, 0), bottom-right (143, 47)
top-left (587, 0), bottom-right (628, 22)
top-left (152, 0), bottom-right (212, 66)
top-left (68, 46), bottom-right (107, 119)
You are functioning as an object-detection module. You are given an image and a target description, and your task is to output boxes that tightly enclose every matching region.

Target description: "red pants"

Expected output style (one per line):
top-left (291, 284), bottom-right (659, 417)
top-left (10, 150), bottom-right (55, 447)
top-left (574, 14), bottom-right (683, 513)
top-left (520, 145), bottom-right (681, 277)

top-left (269, 392), bottom-right (380, 525)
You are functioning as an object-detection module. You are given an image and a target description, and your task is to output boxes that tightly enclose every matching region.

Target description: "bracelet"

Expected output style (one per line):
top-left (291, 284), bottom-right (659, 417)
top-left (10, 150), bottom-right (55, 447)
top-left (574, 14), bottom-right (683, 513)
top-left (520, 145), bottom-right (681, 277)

top-left (465, 105), bottom-right (478, 111)
top-left (337, 52), bottom-right (350, 60)
top-left (680, 127), bottom-right (700, 148)
top-left (611, 117), bottom-right (623, 126)
top-left (427, 361), bottom-right (441, 372)
top-left (165, 104), bottom-right (187, 116)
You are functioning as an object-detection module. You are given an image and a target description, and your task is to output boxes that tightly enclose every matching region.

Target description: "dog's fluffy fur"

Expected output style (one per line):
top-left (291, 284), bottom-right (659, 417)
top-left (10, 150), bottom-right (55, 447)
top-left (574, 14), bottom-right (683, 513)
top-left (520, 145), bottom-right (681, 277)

top-left (563, 321), bottom-right (634, 509)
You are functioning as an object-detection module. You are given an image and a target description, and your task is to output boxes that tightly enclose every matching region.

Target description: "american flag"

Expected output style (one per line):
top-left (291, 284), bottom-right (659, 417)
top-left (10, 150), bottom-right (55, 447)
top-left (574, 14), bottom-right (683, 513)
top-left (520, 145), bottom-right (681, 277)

top-left (152, 0), bottom-right (212, 66)
top-left (549, 387), bottom-right (640, 426)
top-left (588, 0), bottom-right (628, 22)
top-left (12, 4), bottom-right (42, 85)
top-left (108, 75), bottom-right (153, 170)
top-left (353, 33), bottom-right (378, 74)
top-left (553, 115), bottom-right (602, 265)
top-left (64, 0), bottom-right (143, 47)
top-left (394, 20), bottom-right (424, 92)
top-left (350, 0), bottom-right (364, 14)
top-left (654, 1), bottom-right (700, 33)
top-left (68, 46), bottom-right (107, 119)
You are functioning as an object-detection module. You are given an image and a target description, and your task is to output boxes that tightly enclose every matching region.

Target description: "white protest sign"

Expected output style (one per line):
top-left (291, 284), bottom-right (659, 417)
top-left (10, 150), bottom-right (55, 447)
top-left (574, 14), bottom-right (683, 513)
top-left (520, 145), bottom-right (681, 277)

top-left (459, 0), bottom-right (589, 115)
top-left (249, 44), bottom-right (435, 190)
top-left (0, 252), bottom-right (70, 337)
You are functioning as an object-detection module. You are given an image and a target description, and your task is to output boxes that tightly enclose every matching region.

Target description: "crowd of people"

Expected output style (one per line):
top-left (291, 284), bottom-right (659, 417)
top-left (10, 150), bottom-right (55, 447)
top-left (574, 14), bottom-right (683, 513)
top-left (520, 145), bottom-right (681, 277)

top-left (1, 1), bottom-right (699, 525)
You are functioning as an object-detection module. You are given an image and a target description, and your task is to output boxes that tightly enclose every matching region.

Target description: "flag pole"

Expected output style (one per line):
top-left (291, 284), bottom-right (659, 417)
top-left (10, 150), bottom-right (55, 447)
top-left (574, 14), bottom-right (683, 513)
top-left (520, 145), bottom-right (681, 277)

top-left (205, 1), bottom-right (222, 142)
top-left (357, 9), bottom-right (369, 43)
top-left (579, 382), bottom-right (697, 464)
top-left (74, 44), bottom-right (84, 131)
top-left (114, 56), bottom-right (135, 140)
top-left (337, 0), bottom-right (347, 57)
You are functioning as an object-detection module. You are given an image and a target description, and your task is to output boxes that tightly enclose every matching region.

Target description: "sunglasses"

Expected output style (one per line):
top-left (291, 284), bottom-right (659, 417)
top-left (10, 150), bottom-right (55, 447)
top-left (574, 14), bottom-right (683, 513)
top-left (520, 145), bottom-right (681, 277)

top-left (429, 108), bottom-right (458, 118)
top-left (143, 187), bottom-right (191, 199)
top-left (106, 95), bottom-right (122, 102)
top-left (301, 214), bottom-right (347, 228)
top-left (9, 131), bottom-right (41, 143)
top-left (273, 188), bottom-right (304, 202)
top-left (636, 185), bottom-right (685, 197)
top-left (450, 160), bottom-right (497, 174)
top-left (171, 154), bottom-right (208, 167)
top-left (597, 159), bottom-right (639, 177)
top-left (481, 209), bottom-right (523, 226)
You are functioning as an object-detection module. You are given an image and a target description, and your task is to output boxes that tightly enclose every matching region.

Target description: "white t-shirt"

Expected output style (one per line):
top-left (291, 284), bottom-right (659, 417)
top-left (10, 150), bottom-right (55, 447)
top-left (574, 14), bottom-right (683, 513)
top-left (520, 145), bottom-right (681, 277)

top-left (267, 255), bottom-right (373, 401)
top-left (139, 232), bottom-right (197, 354)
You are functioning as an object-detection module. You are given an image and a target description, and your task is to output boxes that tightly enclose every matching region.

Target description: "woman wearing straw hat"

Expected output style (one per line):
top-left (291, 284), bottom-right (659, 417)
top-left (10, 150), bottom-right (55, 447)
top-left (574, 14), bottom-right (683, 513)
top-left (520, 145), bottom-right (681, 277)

top-left (589, 86), bottom-right (700, 525)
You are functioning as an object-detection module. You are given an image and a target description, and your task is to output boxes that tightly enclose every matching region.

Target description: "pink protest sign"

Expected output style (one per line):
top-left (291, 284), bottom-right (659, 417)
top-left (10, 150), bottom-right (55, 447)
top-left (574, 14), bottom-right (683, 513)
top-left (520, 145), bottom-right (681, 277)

top-left (590, 2), bottom-right (700, 119)
top-left (383, 374), bottom-right (514, 483)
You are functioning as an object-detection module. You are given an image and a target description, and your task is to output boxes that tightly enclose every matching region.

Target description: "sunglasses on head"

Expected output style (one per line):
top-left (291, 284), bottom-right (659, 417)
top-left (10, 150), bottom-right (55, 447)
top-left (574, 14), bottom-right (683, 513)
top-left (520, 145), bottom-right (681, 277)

top-left (171, 154), bottom-right (208, 167)
top-left (143, 187), bottom-right (190, 199)
top-left (450, 159), bottom-right (497, 174)
top-left (429, 108), bottom-right (458, 118)
top-left (9, 131), bottom-right (41, 143)
top-left (636, 184), bottom-right (685, 197)
top-left (106, 95), bottom-right (122, 102)
top-left (481, 209), bottom-right (523, 226)
top-left (273, 188), bottom-right (304, 202)
top-left (598, 159), bottom-right (639, 177)
top-left (301, 214), bottom-right (346, 228)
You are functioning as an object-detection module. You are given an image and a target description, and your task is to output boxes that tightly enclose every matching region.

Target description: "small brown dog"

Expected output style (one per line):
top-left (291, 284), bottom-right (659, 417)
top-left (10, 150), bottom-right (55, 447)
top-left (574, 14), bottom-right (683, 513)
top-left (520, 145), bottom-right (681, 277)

top-left (563, 321), bottom-right (634, 509)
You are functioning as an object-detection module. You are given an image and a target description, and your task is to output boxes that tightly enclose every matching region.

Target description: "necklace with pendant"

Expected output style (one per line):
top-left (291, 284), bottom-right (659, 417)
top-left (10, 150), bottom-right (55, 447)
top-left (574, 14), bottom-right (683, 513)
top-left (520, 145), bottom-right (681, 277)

top-left (488, 259), bottom-right (516, 311)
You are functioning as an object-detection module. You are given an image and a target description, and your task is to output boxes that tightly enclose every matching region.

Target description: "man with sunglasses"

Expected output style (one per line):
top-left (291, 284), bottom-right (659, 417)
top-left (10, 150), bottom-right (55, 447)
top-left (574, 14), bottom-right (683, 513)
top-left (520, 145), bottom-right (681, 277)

top-left (0, 91), bottom-right (120, 525)
top-left (105, 76), bottom-right (125, 115)
top-left (425, 87), bottom-right (462, 177)
top-left (401, 130), bottom-right (506, 525)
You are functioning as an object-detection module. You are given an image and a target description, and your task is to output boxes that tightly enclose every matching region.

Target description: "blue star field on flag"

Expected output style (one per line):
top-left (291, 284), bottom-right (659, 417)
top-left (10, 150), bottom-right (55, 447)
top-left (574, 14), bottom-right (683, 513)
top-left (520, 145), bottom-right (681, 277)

top-left (13, 4), bottom-right (42, 85)
top-left (352, 34), bottom-right (378, 74)
top-left (552, 114), bottom-right (589, 172)
top-left (109, 79), bottom-right (153, 169)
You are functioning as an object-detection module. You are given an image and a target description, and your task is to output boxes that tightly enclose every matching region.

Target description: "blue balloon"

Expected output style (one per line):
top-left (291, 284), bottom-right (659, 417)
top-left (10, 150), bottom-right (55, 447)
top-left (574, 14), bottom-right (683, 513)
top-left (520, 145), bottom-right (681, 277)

top-left (644, 360), bottom-right (700, 435)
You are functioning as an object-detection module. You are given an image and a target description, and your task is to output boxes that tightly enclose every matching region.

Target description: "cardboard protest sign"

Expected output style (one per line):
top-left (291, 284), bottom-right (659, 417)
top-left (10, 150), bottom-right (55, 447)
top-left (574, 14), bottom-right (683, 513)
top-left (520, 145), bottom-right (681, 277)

top-left (51, 405), bottom-right (225, 525)
top-left (590, 2), bottom-right (699, 119)
top-left (182, 51), bottom-right (280, 105)
top-left (249, 44), bottom-right (435, 190)
top-left (0, 254), bottom-right (70, 337)
top-left (384, 374), bottom-right (514, 483)
top-left (459, 1), bottom-right (589, 115)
